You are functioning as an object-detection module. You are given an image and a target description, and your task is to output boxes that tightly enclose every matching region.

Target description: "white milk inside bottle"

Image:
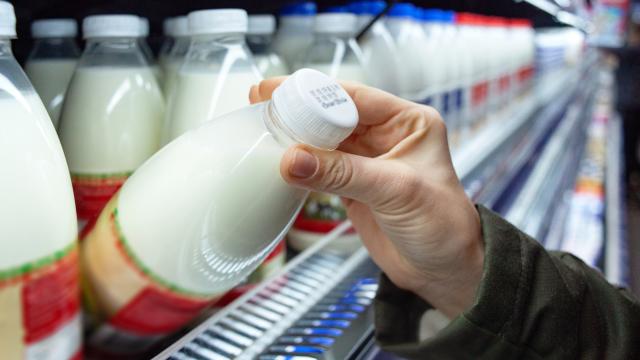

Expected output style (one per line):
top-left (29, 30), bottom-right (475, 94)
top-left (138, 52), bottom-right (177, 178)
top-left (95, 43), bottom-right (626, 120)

top-left (161, 16), bottom-right (189, 96)
top-left (58, 15), bottom-right (164, 228)
top-left (164, 9), bottom-right (262, 142)
top-left (24, 18), bottom-right (80, 128)
top-left (138, 17), bottom-right (162, 84)
top-left (80, 68), bottom-right (358, 349)
top-left (272, 2), bottom-right (317, 71)
top-left (350, 0), bottom-right (401, 95)
top-left (247, 14), bottom-right (288, 78)
top-left (419, 9), bottom-right (446, 110)
top-left (0, 3), bottom-right (81, 358)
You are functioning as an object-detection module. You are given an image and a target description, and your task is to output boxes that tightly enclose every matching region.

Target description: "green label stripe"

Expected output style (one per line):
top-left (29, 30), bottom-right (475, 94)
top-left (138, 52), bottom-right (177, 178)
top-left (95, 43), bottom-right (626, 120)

top-left (71, 171), bottom-right (133, 181)
top-left (111, 207), bottom-right (213, 299)
top-left (0, 242), bottom-right (76, 282)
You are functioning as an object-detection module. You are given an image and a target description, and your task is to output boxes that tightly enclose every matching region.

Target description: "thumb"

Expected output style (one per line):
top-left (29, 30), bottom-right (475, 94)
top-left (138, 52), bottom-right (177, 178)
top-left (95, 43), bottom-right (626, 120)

top-left (280, 145), bottom-right (411, 207)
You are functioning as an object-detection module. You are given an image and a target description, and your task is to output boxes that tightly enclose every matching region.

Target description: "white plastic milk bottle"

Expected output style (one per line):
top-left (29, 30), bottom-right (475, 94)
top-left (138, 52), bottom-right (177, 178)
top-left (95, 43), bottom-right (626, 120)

top-left (160, 16), bottom-right (189, 96)
top-left (272, 1), bottom-right (317, 72)
top-left (24, 18), bottom-right (80, 128)
top-left (79, 68), bottom-right (358, 349)
top-left (58, 15), bottom-right (164, 229)
top-left (247, 14), bottom-right (288, 78)
top-left (350, 1), bottom-right (401, 95)
top-left (159, 17), bottom-right (176, 68)
top-left (163, 9), bottom-right (262, 142)
top-left (0, 3), bottom-right (82, 358)
top-left (300, 12), bottom-right (367, 82)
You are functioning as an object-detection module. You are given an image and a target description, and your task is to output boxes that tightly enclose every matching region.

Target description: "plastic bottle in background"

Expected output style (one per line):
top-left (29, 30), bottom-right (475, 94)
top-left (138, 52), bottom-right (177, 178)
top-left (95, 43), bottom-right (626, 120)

top-left (484, 17), bottom-right (509, 118)
top-left (247, 14), bottom-right (288, 78)
top-left (350, 0), bottom-right (401, 95)
top-left (385, 3), bottom-right (429, 102)
top-left (58, 15), bottom-right (164, 230)
top-left (299, 12), bottom-right (367, 81)
top-left (419, 9), bottom-right (447, 113)
top-left (161, 16), bottom-right (189, 96)
top-left (24, 19), bottom-right (80, 128)
top-left (510, 19), bottom-right (535, 98)
top-left (159, 17), bottom-right (176, 68)
top-left (438, 10), bottom-right (464, 141)
top-left (80, 68), bottom-right (358, 350)
top-left (0, 3), bottom-right (81, 358)
top-left (139, 17), bottom-right (163, 85)
top-left (272, 1), bottom-right (317, 72)
top-left (164, 9), bottom-right (261, 142)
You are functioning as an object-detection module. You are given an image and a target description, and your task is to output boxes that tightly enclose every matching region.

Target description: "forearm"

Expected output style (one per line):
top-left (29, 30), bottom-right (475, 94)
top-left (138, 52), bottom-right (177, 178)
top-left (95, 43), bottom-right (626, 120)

top-left (374, 205), bottom-right (640, 359)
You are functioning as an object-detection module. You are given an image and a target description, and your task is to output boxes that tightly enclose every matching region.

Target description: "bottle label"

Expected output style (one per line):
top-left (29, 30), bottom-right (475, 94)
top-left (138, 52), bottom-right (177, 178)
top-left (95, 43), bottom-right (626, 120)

top-left (471, 81), bottom-right (489, 108)
top-left (71, 172), bottom-right (131, 222)
top-left (454, 88), bottom-right (464, 111)
top-left (0, 244), bottom-right (82, 360)
top-left (499, 74), bottom-right (511, 93)
top-left (81, 195), bottom-right (221, 351)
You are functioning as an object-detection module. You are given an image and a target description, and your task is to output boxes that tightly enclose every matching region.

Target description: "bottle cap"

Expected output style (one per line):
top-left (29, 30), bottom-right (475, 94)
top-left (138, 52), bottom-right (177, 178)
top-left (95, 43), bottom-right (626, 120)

top-left (0, 1), bottom-right (16, 38)
top-left (272, 68), bottom-right (358, 150)
top-left (280, 2), bottom-right (317, 16)
top-left (314, 13), bottom-right (357, 34)
top-left (421, 9), bottom-right (443, 22)
top-left (349, 1), bottom-right (386, 16)
top-left (188, 9), bottom-right (248, 35)
top-left (324, 5), bottom-right (350, 13)
top-left (139, 17), bottom-right (149, 37)
top-left (32, 19), bottom-right (77, 38)
top-left (248, 15), bottom-right (276, 35)
top-left (387, 3), bottom-right (415, 18)
top-left (83, 15), bottom-right (140, 38)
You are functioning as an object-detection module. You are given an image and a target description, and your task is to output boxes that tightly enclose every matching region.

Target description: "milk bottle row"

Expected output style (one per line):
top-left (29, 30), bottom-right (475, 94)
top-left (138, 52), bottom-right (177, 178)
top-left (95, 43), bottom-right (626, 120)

top-left (1, 1), bottom-right (362, 356)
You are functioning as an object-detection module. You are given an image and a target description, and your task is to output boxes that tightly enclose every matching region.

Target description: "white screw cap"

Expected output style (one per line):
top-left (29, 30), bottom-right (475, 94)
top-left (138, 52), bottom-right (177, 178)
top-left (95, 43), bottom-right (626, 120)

top-left (248, 15), bottom-right (276, 35)
top-left (83, 15), bottom-right (140, 39)
top-left (32, 19), bottom-right (77, 38)
top-left (188, 9), bottom-right (248, 35)
top-left (0, 1), bottom-right (16, 38)
top-left (139, 17), bottom-right (149, 37)
top-left (164, 16), bottom-right (188, 37)
top-left (314, 13), bottom-right (357, 34)
top-left (272, 68), bottom-right (358, 150)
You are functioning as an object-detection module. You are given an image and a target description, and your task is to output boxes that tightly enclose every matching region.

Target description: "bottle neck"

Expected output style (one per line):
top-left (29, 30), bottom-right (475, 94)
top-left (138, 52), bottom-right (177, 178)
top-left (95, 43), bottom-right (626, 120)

top-left (246, 33), bottom-right (274, 54)
top-left (314, 31), bottom-right (353, 41)
top-left (30, 37), bottom-right (80, 59)
top-left (0, 38), bottom-right (12, 57)
top-left (264, 101), bottom-right (301, 148)
top-left (80, 37), bottom-right (148, 68)
top-left (191, 33), bottom-right (245, 45)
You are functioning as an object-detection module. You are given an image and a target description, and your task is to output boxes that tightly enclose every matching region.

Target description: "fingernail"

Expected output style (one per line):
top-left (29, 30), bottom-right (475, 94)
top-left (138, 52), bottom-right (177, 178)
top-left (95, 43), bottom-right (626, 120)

top-left (289, 148), bottom-right (318, 179)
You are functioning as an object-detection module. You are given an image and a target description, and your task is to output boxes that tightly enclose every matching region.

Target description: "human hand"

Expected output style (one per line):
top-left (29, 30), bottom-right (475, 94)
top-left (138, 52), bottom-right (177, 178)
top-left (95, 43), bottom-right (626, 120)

top-left (250, 79), bottom-right (484, 318)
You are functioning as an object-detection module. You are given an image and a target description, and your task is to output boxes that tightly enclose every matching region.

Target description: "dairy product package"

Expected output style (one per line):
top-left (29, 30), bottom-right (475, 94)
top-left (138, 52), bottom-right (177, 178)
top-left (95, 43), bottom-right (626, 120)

top-left (247, 14), bottom-right (288, 78)
top-left (0, 3), bottom-right (82, 358)
top-left (24, 18), bottom-right (80, 128)
top-left (159, 17), bottom-right (176, 68)
top-left (161, 16), bottom-right (189, 96)
top-left (385, 3), bottom-right (429, 101)
top-left (79, 68), bottom-right (358, 350)
top-left (272, 1), bottom-right (317, 71)
top-left (163, 9), bottom-right (262, 143)
top-left (58, 15), bottom-right (164, 229)
top-left (350, 1), bottom-right (401, 95)
top-left (298, 12), bottom-right (367, 82)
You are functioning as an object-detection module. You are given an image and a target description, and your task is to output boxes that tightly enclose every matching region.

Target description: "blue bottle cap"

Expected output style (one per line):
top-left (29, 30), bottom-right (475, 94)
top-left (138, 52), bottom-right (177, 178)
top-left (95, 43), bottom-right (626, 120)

top-left (349, 1), bottom-right (386, 15)
top-left (324, 5), bottom-right (350, 13)
top-left (280, 2), bottom-right (318, 15)
top-left (422, 9), bottom-right (444, 22)
top-left (387, 2), bottom-right (415, 18)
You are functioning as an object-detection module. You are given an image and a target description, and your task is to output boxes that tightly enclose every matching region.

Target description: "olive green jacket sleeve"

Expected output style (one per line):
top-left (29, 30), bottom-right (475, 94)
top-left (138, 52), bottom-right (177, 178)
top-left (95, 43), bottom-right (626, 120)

top-left (374, 205), bottom-right (640, 359)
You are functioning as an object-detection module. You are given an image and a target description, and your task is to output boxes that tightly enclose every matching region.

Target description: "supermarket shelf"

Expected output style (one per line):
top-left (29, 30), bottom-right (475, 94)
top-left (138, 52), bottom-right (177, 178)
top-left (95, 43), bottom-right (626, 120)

top-left (604, 114), bottom-right (628, 286)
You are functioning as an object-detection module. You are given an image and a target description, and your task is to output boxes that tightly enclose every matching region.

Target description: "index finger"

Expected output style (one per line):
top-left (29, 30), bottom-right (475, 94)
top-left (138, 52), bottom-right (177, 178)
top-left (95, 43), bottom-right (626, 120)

top-left (249, 76), bottom-right (416, 127)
